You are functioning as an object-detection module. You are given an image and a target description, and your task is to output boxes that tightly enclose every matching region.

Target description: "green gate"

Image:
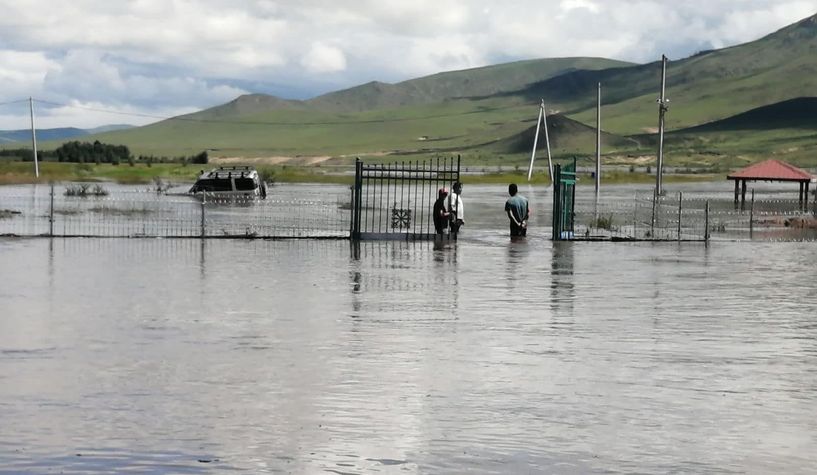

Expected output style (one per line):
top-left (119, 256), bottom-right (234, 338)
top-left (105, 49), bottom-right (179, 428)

top-left (551, 158), bottom-right (576, 240)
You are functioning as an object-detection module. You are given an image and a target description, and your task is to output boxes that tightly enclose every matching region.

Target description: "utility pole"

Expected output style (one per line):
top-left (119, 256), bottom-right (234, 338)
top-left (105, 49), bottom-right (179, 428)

top-left (527, 100), bottom-right (543, 182)
top-left (595, 82), bottom-right (601, 202)
top-left (655, 55), bottom-right (669, 196)
top-left (29, 97), bottom-right (39, 178)
top-left (527, 99), bottom-right (553, 184)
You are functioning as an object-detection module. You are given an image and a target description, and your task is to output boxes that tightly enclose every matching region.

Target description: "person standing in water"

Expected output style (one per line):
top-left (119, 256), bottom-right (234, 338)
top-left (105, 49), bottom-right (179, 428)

top-left (433, 187), bottom-right (450, 235)
top-left (448, 181), bottom-right (465, 237)
top-left (505, 183), bottom-right (530, 237)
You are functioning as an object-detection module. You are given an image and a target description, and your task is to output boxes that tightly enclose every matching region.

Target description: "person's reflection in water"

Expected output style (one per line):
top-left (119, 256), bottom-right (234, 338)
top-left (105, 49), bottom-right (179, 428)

top-left (550, 241), bottom-right (575, 317)
top-left (432, 240), bottom-right (459, 312)
top-left (506, 236), bottom-right (529, 285)
top-left (199, 239), bottom-right (206, 281)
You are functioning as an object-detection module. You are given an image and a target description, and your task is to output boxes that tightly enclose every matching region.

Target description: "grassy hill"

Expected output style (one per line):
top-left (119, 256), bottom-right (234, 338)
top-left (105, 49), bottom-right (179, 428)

top-left (82, 57), bottom-right (632, 158)
top-left (307, 57), bottom-right (632, 112)
top-left (563, 14), bottom-right (817, 134)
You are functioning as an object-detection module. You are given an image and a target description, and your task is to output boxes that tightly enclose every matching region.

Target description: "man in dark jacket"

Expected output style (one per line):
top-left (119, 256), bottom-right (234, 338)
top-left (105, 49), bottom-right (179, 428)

top-left (433, 187), bottom-right (450, 235)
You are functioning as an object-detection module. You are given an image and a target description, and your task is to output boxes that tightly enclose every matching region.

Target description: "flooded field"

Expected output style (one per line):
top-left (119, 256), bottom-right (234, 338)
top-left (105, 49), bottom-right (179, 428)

top-left (2, 229), bottom-right (817, 473)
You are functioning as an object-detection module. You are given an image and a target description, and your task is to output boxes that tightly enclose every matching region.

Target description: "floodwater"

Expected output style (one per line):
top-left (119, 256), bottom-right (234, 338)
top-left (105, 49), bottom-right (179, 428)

top-left (2, 181), bottom-right (817, 474)
top-left (2, 231), bottom-right (817, 474)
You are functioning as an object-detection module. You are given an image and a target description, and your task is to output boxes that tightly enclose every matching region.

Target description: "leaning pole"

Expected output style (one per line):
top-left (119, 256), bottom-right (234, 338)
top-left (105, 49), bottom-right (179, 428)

top-left (29, 97), bottom-right (39, 178)
top-left (527, 100), bottom-right (543, 182)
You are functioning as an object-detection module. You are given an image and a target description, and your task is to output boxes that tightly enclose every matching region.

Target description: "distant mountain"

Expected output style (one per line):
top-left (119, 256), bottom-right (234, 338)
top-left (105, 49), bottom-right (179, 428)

top-left (85, 124), bottom-right (135, 134)
top-left (0, 128), bottom-right (85, 144)
top-left (0, 124), bottom-right (134, 144)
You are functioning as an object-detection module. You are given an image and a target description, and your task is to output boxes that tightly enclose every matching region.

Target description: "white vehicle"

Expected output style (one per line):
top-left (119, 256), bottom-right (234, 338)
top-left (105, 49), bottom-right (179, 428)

top-left (189, 166), bottom-right (267, 199)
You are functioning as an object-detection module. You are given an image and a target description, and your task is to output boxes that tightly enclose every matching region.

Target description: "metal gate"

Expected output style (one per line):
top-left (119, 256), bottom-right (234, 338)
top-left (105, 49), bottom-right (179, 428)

top-left (351, 156), bottom-right (460, 240)
top-left (552, 158), bottom-right (577, 240)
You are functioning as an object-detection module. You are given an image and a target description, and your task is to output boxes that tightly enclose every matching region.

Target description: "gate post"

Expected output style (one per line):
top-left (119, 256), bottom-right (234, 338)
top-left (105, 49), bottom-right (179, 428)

top-left (677, 191), bottom-right (682, 241)
top-left (551, 164), bottom-right (562, 241)
top-left (352, 157), bottom-right (363, 239)
top-left (200, 192), bottom-right (206, 238)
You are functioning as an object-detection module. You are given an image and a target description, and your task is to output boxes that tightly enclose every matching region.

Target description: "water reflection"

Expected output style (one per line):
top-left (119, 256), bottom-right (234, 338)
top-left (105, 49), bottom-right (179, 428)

top-left (2, 238), bottom-right (817, 473)
top-left (549, 240), bottom-right (574, 316)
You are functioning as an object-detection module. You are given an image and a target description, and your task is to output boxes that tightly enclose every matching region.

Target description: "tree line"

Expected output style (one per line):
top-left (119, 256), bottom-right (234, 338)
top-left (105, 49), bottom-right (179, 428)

top-left (0, 141), bottom-right (208, 165)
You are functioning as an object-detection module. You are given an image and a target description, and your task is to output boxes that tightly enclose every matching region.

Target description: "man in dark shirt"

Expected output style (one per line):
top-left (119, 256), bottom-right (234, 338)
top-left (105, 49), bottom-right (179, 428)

top-left (433, 188), bottom-right (450, 235)
top-left (505, 183), bottom-right (530, 237)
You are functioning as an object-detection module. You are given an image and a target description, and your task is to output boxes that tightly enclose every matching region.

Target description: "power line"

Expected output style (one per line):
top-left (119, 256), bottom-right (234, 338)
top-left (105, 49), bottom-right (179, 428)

top-left (0, 99), bottom-right (29, 107)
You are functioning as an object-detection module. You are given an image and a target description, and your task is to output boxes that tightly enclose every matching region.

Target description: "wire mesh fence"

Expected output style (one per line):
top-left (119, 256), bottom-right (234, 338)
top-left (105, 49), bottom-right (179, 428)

top-left (0, 183), bottom-right (351, 239)
top-left (571, 190), bottom-right (817, 242)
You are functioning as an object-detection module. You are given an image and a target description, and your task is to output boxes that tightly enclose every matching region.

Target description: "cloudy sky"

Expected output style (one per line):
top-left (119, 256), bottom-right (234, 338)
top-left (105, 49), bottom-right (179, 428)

top-left (1, 0), bottom-right (815, 129)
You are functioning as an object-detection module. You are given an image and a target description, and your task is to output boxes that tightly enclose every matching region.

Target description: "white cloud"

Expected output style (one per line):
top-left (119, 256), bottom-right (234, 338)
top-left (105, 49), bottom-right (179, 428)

top-left (0, 0), bottom-right (815, 128)
top-left (300, 42), bottom-right (347, 73)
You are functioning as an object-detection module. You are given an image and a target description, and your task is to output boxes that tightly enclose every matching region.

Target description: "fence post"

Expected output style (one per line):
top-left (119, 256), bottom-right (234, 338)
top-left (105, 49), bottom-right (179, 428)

top-left (704, 200), bottom-right (710, 242)
top-left (49, 182), bottom-right (55, 237)
top-left (200, 192), bottom-right (206, 238)
top-left (677, 191), bottom-right (682, 241)
top-left (749, 188), bottom-right (754, 239)
top-left (353, 158), bottom-right (363, 239)
top-left (650, 187), bottom-right (656, 238)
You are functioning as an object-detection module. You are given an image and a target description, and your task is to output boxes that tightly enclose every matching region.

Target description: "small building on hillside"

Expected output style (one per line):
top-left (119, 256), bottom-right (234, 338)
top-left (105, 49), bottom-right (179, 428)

top-left (727, 159), bottom-right (814, 205)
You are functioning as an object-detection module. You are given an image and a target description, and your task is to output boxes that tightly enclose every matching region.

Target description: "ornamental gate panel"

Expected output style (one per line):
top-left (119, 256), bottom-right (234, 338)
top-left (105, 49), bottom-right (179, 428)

top-left (351, 156), bottom-right (460, 240)
top-left (551, 158), bottom-right (577, 240)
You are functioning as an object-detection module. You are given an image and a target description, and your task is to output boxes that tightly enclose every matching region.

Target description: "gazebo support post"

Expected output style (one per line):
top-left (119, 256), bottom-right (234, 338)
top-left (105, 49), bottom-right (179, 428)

top-left (805, 181), bottom-right (810, 207)
top-left (799, 182), bottom-right (804, 207)
top-left (741, 180), bottom-right (747, 208)
top-left (733, 180), bottom-right (739, 204)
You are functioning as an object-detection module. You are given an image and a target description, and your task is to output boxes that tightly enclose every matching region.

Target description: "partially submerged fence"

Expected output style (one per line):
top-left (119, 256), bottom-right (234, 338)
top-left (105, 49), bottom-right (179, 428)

top-left (3, 181), bottom-right (815, 242)
top-left (569, 189), bottom-right (817, 242)
top-left (0, 183), bottom-right (350, 239)
top-left (351, 156), bottom-right (460, 240)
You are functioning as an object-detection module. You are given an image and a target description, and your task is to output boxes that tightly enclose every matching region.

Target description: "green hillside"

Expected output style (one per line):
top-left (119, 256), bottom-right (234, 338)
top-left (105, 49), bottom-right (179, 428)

top-left (563, 14), bottom-right (817, 133)
top-left (81, 57), bottom-right (633, 158)
top-left (307, 57), bottom-right (633, 112)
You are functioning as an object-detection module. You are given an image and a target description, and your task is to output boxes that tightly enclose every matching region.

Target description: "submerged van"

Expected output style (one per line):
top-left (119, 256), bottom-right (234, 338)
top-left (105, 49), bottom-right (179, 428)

top-left (189, 166), bottom-right (267, 199)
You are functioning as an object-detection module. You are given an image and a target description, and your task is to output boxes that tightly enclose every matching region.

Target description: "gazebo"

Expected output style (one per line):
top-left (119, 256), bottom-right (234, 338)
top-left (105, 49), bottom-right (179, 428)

top-left (726, 159), bottom-right (814, 206)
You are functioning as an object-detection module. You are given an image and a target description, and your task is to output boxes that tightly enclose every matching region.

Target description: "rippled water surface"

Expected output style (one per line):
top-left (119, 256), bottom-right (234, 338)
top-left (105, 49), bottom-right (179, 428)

top-left (2, 213), bottom-right (817, 473)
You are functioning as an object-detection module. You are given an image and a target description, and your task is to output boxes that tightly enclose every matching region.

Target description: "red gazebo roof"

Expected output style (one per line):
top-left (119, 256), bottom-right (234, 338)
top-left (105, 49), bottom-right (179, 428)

top-left (727, 159), bottom-right (814, 182)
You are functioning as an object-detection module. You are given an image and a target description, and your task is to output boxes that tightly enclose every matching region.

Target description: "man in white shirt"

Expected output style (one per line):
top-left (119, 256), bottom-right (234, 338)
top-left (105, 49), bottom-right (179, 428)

top-left (447, 181), bottom-right (464, 236)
